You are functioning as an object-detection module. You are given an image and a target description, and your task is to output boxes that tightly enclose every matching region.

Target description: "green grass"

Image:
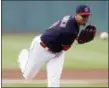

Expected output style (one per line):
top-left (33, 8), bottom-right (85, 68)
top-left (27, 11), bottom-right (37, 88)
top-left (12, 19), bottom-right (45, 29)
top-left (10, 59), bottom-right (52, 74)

top-left (2, 34), bottom-right (108, 69)
top-left (64, 37), bottom-right (108, 69)
top-left (2, 82), bottom-right (108, 87)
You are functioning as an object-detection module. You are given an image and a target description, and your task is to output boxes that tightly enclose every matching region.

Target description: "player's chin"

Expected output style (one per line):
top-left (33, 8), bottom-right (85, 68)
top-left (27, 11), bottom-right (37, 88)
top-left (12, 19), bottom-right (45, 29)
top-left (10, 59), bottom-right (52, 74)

top-left (80, 22), bottom-right (86, 26)
top-left (82, 23), bottom-right (86, 26)
top-left (81, 21), bottom-right (87, 26)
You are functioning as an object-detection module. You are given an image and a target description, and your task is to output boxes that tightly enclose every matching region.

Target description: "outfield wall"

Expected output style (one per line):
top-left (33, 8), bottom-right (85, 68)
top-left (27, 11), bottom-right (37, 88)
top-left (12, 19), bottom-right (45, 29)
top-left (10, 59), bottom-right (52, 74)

top-left (2, 1), bottom-right (108, 33)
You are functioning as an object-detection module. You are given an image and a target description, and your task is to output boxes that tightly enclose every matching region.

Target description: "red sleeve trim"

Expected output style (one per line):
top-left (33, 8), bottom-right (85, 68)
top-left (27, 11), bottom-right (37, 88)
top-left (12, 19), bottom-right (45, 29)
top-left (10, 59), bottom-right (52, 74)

top-left (62, 45), bottom-right (71, 51)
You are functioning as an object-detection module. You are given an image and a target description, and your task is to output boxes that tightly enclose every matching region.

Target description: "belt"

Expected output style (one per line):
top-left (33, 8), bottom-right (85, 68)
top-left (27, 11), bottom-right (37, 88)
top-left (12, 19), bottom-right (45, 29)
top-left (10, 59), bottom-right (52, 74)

top-left (40, 42), bottom-right (57, 54)
top-left (40, 42), bottom-right (49, 51)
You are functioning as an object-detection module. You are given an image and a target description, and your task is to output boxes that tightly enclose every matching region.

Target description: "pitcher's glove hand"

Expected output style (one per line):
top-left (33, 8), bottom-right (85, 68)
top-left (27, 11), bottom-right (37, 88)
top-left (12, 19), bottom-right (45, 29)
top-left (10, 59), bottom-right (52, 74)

top-left (77, 25), bottom-right (96, 44)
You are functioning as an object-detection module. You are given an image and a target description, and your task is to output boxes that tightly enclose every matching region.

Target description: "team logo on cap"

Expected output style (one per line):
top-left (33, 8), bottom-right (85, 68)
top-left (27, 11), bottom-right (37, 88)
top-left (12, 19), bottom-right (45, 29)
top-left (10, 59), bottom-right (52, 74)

top-left (84, 7), bottom-right (88, 12)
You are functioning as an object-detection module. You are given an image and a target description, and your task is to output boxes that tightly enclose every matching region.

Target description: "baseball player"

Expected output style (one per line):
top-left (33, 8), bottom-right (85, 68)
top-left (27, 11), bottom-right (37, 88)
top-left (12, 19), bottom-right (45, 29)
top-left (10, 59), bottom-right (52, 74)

top-left (18, 5), bottom-right (96, 87)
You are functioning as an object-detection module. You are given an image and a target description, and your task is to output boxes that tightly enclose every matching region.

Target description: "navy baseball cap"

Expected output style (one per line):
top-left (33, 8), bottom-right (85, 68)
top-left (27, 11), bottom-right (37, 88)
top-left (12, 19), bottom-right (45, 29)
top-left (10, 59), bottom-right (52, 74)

top-left (76, 5), bottom-right (91, 16)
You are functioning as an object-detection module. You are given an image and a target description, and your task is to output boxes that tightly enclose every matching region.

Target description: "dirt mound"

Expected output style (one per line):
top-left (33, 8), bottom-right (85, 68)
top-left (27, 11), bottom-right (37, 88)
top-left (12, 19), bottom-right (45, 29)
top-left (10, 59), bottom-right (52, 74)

top-left (2, 69), bottom-right (108, 80)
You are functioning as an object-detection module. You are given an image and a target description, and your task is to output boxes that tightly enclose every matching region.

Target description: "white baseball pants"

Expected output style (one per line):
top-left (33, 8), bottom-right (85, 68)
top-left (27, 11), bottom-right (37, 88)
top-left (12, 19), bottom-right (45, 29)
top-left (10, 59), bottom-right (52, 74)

top-left (18, 35), bottom-right (65, 87)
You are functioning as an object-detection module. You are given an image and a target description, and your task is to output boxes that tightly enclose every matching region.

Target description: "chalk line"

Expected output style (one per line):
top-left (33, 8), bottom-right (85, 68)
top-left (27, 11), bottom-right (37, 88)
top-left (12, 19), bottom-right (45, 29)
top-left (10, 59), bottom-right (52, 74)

top-left (2, 79), bottom-right (108, 84)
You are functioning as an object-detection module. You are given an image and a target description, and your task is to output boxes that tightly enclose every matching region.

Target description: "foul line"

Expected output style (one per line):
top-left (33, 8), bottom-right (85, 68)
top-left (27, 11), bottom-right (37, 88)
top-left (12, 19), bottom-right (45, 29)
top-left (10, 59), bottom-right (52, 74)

top-left (2, 79), bottom-right (108, 84)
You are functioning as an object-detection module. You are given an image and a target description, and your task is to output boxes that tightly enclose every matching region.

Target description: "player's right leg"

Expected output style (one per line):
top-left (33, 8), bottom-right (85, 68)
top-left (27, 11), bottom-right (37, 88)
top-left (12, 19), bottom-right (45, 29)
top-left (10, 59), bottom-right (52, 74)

top-left (18, 35), bottom-right (53, 80)
top-left (18, 35), bottom-right (39, 74)
top-left (18, 49), bottom-right (28, 73)
top-left (20, 36), bottom-right (43, 80)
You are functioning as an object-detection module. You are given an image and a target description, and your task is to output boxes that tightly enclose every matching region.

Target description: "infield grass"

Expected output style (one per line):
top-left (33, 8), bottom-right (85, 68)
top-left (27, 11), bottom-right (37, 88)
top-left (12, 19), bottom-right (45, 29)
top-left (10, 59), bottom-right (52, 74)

top-left (2, 82), bottom-right (108, 87)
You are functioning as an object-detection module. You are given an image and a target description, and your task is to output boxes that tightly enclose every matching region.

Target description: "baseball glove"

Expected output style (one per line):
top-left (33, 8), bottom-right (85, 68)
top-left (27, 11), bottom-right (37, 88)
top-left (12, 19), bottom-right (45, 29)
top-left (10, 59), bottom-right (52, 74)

top-left (77, 25), bottom-right (96, 44)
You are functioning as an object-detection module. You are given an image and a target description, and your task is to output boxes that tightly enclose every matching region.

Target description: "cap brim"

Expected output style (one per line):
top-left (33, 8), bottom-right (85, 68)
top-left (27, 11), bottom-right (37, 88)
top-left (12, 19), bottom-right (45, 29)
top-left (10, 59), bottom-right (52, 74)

top-left (79, 12), bottom-right (91, 16)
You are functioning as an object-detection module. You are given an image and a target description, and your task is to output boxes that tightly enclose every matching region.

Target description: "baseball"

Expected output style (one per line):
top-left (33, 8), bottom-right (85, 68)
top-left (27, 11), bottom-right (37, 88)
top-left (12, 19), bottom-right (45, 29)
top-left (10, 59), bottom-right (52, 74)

top-left (100, 32), bottom-right (108, 40)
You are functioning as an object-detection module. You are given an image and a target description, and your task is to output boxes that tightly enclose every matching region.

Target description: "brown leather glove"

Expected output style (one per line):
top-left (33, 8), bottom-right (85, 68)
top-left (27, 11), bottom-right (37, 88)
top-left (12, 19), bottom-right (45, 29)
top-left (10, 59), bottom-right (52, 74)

top-left (77, 25), bottom-right (96, 44)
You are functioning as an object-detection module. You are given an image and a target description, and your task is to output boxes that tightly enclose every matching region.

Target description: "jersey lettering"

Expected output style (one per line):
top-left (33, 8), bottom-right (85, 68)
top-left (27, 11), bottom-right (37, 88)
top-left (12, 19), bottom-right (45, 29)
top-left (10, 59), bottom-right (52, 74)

top-left (60, 15), bottom-right (70, 27)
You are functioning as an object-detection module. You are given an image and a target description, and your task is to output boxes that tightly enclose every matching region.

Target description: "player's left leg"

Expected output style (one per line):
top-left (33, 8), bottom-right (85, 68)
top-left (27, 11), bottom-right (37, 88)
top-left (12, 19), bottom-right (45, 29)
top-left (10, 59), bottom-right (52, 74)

top-left (46, 51), bottom-right (65, 87)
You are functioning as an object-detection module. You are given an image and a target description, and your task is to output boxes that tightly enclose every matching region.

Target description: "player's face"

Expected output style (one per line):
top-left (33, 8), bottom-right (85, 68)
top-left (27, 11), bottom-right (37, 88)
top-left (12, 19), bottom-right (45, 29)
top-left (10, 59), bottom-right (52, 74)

top-left (81, 15), bottom-right (89, 24)
top-left (76, 14), bottom-right (89, 25)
